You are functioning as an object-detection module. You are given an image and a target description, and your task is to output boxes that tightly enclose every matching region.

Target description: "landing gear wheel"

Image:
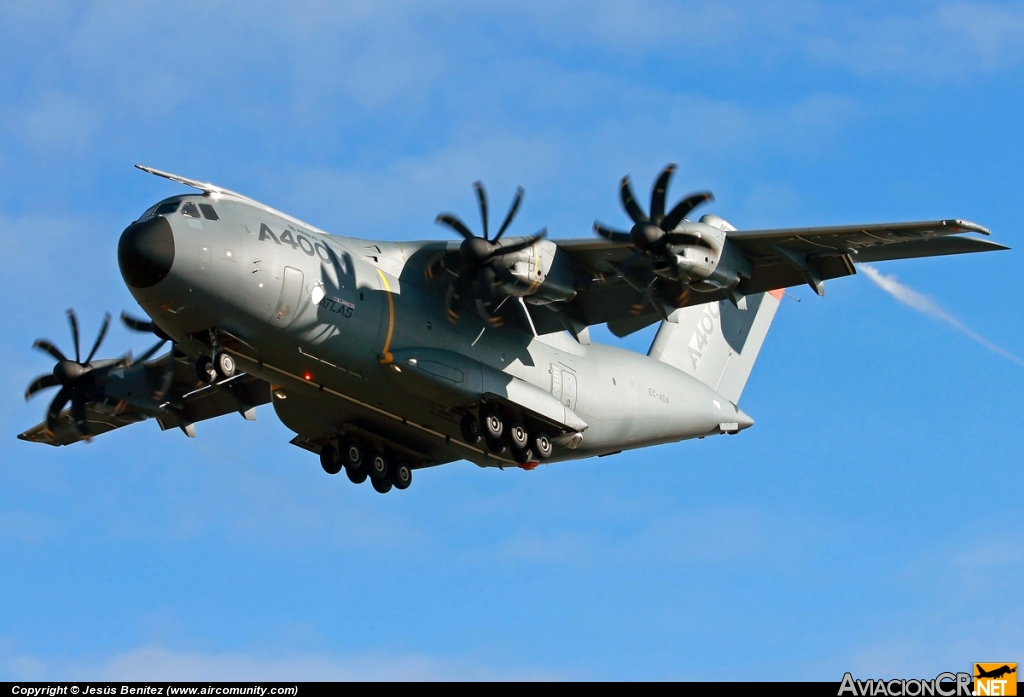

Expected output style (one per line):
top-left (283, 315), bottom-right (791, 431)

top-left (371, 477), bottom-right (393, 494)
top-left (340, 440), bottom-right (363, 470)
top-left (319, 444), bottom-right (342, 475)
top-left (482, 410), bottom-right (504, 441)
top-left (367, 452), bottom-right (388, 480)
top-left (214, 352), bottom-right (236, 379)
top-left (508, 422), bottom-right (529, 450)
top-left (512, 446), bottom-right (534, 465)
top-left (533, 432), bottom-right (553, 460)
top-left (345, 466), bottom-right (367, 484)
top-left (390, 463), bottom-right (412, 490)
top-left (460, 413), bottom-right (481, 445)
top-left (196, 356), bottom-right (217, 384)
top-left (486, 437), bottom-right (506, 455)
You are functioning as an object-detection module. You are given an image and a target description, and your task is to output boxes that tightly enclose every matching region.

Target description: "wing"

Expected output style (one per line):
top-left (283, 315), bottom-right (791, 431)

top-left (18, 351), bottom-right (271, 447)
top-left (539, 219), bottom-right (1006, 337)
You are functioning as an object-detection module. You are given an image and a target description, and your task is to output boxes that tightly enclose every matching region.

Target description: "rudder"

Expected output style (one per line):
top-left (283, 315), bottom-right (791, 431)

top-left (647, 290), bottom-right (783, 403)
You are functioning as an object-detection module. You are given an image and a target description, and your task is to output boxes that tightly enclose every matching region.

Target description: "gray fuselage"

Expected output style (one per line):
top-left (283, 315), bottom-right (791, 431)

top-left (120, 194), bottom-right (750, 468)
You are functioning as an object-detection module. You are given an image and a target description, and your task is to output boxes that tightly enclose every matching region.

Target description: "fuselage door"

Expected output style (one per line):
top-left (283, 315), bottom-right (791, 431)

top-left (273, 266), bottom-right (304, 327)
top-left (561, 369), bottom-right (577, 410)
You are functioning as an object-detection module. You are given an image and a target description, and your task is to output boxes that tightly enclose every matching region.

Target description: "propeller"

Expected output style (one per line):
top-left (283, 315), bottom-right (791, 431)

top-left (24, 309), bottom-right (112, 437)
top-left (593, 164), bottom-right (715, 314)
top-left (593, 164), bottom-right (714, 253)
top-left (428, 182), bottom-right (546, 325)
top-left (121, 311), bottom-right (175, 399)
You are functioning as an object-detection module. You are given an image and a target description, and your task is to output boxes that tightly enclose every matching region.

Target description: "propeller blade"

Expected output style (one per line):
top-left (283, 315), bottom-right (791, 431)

top-left (66, 309), bottom-right (81, 363)
top-left (661, 191), bottom-right (714, 231)
top-left (154, 345), bottom-right (176, 400)
top-left (475, 266), bottom-right (502, 325)
top-left (33, 339), bottom-right (67, 362)
top-left (493, 186), bottom-right (524, 242)
top-left (436, 214), bottom-right (476, 241)
top-left (46, 386), bottom-right (71, 433)
top-left (474, 181), bottom-right (489, 240)
top-left (121, 311), bottom-right (154, 333)
top-left (25, 373), bottom-right (60, 400)
top-left (423, 251), bottom-right (445, 281)
top-left (619, 176), bottom-right (648, 224)
top-left (84, 312), bottom-right (111, 364)
top-left (71, 398), bottom-right (90, 437)
top-left (594, 222), bottom-right (632, 244)
top-left (491, 230), bottom-right (546, 257)
top-left (136, 338), bottom-right (168, 364)
top-left (650, 164), bottom-right (676, 223)
top-left (615, 249), bottom-right (649, 291)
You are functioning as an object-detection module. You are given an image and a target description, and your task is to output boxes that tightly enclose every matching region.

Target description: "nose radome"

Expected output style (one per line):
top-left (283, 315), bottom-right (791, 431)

top-left (118, 216), bottom-right (175, 288)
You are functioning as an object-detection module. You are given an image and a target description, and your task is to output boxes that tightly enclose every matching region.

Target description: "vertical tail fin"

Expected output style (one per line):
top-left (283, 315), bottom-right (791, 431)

top-left (647, 290), bottom-right (783, 403)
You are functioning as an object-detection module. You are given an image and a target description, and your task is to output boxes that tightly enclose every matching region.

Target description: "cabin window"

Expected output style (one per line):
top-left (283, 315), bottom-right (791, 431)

top-left (155, 201), bottom-right (179, 215)
top-left (181, 202), bottom-right (201, 218)
top-left (199, 203), bottom-right (219, 220)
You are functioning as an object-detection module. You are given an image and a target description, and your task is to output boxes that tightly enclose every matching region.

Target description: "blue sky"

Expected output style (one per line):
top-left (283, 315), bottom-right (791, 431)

top-left (1, 1), bottom-right (1022, 681)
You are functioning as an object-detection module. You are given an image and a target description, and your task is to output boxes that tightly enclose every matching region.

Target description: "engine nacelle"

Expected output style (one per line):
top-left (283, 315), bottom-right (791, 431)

top-left (669, 214), bottom-right (751, 291)
top-left (498, 238), bottom-right (578, 305)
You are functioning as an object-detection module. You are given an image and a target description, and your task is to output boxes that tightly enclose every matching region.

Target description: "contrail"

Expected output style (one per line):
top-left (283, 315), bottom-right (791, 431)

top-left (860, 263), bottom-right (1024, 367)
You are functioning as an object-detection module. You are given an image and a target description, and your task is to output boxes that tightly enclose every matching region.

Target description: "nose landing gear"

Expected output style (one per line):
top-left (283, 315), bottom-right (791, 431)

top-left (195, 352), bottom-right (236, 384)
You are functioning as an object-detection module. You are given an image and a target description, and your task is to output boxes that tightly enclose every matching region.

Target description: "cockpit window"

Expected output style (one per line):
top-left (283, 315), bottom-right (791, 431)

top-left (155, 201), bottom-right (179, 215)
top-left (181, 202), bottom-right (201, 218)
top-left (199, 203), bottom-right (219, 221)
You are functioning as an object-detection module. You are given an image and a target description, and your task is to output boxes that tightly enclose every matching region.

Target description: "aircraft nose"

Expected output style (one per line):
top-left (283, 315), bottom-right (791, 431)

top-left (118, 216), bottom-right (175, 288)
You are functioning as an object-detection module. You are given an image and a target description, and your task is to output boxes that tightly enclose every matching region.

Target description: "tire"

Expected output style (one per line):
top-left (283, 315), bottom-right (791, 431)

top-left (371, 476), bottom-right (393, 494)
top-left (367, 452), bottom-right (388, 480)
top-left (345, 465), bottom-right (367, 484)
top-left (512, 446), bottom-right (534, 465)
top-left (214, 352), bottom-right (236, 379)
top-left (319, 444), bottom-right (342, 475)
top-left (485, 436), bottom-right (505, 455)
top-left (482, 410), bottom-right (504, 441)
top-left (508, 422), bottom-right (528, 450)
top-left (340, 440), bottom-right (363, 469)
top-left (196, 356), bottom-right (217, 384)
top-left (460, 413), bottom-right (481, 445)
top-left (391, 463), bottom-right (412, 490)
top-left (533, 432), bottom-right (553, 460)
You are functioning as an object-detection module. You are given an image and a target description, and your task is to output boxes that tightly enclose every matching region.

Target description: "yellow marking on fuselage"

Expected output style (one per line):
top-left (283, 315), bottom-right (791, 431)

top-left (375, 268), bottom-right (395, 364)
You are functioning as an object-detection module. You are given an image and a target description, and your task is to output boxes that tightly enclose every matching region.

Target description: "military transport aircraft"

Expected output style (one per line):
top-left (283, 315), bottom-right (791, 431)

top-left (19, 164), bottom-right (1007, 493)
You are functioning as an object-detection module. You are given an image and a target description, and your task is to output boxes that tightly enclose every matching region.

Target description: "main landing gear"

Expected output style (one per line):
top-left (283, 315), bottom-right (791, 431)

top-left (461, 408), bottom-right (554, 465)
top-left (319, 438), bottom-right (413, 494)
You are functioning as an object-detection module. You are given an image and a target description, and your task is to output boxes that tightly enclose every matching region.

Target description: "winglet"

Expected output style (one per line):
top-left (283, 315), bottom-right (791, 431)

top-left (948, 219), bottom-right (991, 236)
